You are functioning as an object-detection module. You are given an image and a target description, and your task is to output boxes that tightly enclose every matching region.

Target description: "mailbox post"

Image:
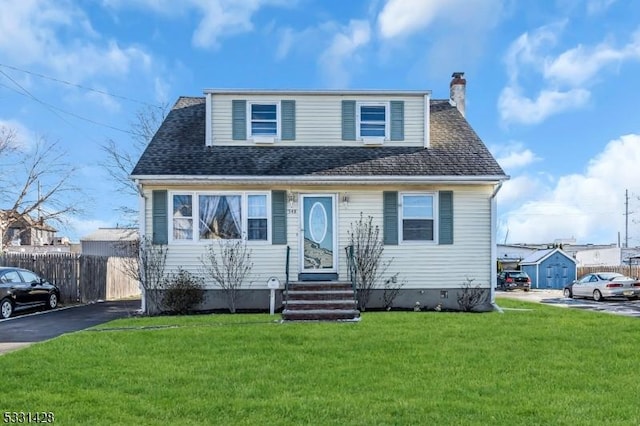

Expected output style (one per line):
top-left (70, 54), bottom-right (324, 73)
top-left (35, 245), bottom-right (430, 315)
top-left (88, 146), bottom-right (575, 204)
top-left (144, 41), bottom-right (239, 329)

top-left (267, 277), bottom-right (280, 315)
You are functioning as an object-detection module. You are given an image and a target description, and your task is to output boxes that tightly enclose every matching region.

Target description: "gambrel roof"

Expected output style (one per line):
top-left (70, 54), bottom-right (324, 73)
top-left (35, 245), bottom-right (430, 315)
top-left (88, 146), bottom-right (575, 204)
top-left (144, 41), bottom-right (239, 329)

top-left (131, 96), bottom-right (506, 180)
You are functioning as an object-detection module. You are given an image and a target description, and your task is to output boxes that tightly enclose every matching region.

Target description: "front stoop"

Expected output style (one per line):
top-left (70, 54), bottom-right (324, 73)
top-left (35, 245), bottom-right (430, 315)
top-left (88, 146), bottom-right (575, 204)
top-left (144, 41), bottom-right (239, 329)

top-left (282, 281), bottom-right (360, 321)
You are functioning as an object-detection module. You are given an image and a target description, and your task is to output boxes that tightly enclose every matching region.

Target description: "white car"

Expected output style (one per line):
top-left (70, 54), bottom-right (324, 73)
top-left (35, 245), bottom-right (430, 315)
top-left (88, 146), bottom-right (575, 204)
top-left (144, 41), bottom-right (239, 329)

top-left (564, 272), bottom-right (640, 301)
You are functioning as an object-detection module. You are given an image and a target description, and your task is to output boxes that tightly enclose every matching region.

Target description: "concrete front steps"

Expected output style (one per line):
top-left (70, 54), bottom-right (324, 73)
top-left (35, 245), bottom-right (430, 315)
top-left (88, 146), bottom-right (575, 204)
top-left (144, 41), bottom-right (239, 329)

top-left (282, 281), bottom-right (360, 321)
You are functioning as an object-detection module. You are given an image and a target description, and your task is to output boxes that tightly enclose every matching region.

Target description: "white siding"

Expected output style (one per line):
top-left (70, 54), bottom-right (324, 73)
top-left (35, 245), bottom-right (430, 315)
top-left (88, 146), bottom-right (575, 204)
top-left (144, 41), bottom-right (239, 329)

top-left (211, 94), bottom-right (425, 147)
top-left (143, 184), bottom-right (494, 290)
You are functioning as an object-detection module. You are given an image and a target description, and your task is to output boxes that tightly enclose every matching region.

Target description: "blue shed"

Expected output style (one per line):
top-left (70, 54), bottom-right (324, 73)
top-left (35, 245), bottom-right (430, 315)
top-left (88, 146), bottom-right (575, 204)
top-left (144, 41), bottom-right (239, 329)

top-left (520, 248), bottom-right (577, 289)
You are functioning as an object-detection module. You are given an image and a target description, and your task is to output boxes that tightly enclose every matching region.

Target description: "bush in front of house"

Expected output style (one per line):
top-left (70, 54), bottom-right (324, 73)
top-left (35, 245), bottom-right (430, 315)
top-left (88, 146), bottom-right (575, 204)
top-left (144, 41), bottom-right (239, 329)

top-left (348, 213), bottom-right (403, 311)
top-left (457, 277), bottom-right (488, 312)
top-left (200, 240), bottom-right (253, 313)
top-left (162, 268), bottom-right (205, 314)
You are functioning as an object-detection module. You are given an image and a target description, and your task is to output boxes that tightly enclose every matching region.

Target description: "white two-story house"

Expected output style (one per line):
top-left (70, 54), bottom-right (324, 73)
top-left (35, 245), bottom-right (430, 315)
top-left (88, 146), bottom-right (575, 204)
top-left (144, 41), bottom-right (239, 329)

top-left (131, 73), bottom-right (508, 315)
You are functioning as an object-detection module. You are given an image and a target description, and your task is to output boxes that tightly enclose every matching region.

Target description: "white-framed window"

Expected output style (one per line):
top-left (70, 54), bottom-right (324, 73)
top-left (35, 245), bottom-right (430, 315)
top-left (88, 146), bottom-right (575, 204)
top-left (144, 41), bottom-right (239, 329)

top-left (172, 194), bottom-right (193, 241)
top-left (248, 101), bottom-right (280, 139)
top-left (169, 192), bottom-right (270, 243)
top-left (357, 102), bottom-right (389, 140)
top-left (247, 194), bottom-right (268, 241)
top-left (400, 193), bottom-right (436, 242)
top-left (199, 194), bottom-right (242, 240)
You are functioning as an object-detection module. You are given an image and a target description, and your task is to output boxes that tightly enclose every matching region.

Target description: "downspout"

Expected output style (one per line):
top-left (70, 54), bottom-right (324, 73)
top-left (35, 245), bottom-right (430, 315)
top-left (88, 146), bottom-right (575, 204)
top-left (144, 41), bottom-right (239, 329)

top-left (490, 182), bottom-right (503, 313)
top-left (136, 179), bottom-right (147, 314)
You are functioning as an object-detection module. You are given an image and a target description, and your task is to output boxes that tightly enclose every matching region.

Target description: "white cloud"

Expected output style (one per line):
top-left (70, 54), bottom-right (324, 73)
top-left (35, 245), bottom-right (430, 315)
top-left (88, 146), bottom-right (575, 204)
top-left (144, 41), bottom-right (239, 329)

top-left (498, 86), bottom-right (590, 125)
top-left (276, 27), bottom-right (294, 60)
top-left (499, 134), bottom-right (640, 244)
top-left (543, 30), bottom-right (640, 87)
top-left (498, 175), bottom-right (547, 206)
top-left (104, 0), bottom-right (292, 49)
top-left (499, 23), bottom-right (640, 125)
top-left (318, 20), bottom-right (371, 88)
top-left (587, 0), bottom-right (618, 15)
top-left (492, 142), bottom-right (542, 171)
top-left (503, 22), bottom-right (565, 83)
top-left (377, 0), bottom-right (506, 40)
top-left (0, 0), bottom-right (152, 83)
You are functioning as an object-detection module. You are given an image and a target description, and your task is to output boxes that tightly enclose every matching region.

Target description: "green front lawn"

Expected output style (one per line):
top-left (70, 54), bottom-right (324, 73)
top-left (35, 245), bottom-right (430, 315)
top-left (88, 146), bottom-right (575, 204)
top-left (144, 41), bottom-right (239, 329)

top-left (2, 299), bottom-right (639, 425)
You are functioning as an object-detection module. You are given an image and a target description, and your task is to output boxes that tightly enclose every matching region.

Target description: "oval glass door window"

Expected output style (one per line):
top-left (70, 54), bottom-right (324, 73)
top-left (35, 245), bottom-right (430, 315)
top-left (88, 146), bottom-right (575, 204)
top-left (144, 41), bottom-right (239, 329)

top-left (309, 202), bottom-right (328, 243)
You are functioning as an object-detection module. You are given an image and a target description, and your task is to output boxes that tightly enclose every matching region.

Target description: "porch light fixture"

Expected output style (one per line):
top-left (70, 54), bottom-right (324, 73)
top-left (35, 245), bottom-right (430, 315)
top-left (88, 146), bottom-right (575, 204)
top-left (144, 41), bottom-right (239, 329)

top-left (287, 191), bottom-right (298, 207)
top-left (341, 193), bottom-right (350, 204)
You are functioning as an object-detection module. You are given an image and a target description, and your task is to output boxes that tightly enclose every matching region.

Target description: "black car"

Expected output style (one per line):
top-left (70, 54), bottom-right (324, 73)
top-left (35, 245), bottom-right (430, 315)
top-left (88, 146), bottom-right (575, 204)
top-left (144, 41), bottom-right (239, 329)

top-left (497, 270), bottom-right (531, 291)
top-left (0, 267), bottom-right (60, 319)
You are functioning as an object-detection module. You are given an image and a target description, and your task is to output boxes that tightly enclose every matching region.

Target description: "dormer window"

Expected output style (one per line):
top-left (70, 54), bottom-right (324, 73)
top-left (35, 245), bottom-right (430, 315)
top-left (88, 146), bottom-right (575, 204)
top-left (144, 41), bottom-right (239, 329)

top-left (357, 102), bottom-right (389, 141)
top-left (248, 102), bottom-right (280, 142)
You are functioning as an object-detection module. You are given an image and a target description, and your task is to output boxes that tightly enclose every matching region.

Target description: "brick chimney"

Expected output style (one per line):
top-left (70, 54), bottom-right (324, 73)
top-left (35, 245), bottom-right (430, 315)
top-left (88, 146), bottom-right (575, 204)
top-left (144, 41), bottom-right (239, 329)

top-left (450, 72), bottom-right (466, 117)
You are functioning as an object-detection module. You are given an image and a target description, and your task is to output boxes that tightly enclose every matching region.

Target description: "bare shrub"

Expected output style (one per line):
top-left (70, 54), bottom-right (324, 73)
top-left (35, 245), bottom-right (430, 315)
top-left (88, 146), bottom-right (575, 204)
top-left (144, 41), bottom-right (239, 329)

top-left (382, 274), bottom-right (405, 310)
top-left (200, 240), bottom-right (253, 313)
top-left (121, 236), bottom-right (168, 314)
top-left (162, 268), bottom-right (205, 314)
top-left (457, 277), bottom-right (488, 312)
top-left (348, 213), bottom-right (398, 311)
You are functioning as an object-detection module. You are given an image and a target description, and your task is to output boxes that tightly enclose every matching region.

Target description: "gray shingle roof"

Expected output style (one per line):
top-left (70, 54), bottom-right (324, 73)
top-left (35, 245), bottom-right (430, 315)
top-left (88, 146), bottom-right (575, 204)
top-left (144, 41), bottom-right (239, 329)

top-left (131, 96), bottom-right (506, 178)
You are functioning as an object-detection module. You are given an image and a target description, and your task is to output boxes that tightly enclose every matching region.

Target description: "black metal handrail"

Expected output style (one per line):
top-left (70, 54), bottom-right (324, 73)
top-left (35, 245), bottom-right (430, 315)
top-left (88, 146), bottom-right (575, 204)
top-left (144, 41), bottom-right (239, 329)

top-left (284, 245), bottom-right (290, 308)
top-left (345, 245), bottom-right (357, 301)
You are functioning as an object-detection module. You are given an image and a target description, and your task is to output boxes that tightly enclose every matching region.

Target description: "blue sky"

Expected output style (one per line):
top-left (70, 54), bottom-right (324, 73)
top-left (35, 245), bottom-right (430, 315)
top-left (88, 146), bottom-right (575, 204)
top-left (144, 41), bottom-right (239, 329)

top-left (1, 0), bottom-right (639, 245)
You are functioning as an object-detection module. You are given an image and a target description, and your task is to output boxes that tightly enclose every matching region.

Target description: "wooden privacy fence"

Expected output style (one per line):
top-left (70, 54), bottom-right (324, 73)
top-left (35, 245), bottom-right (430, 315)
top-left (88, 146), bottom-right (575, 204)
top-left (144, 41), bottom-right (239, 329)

top-left (0, 253), bottom-right (140, 304)
top-left (577, 265), bottom-right (640, 279)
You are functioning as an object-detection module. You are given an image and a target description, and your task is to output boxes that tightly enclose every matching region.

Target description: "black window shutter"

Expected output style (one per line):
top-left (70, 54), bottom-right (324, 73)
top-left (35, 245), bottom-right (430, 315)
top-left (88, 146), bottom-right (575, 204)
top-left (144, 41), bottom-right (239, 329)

top-left (152, 190), bottom-right (168, 245)
top-left (383, 191), bottom-right (398, 245)
top-left (390, 101), bottom-right (404, 141)
top-left (342, 100), bottom-right (356, 140)
top-left (281, 100), bottom-right (296, 140)
top-left (439, 191), bottom-right (454, 245)
top-left (271, 190), bottom-right (287, 244)
top-left (232, 100), bottom-right (247, 140)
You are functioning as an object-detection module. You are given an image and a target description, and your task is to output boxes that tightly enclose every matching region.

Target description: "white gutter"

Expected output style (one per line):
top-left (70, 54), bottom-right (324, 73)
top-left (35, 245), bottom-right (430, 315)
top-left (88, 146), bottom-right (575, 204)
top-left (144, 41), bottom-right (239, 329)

top-left (135, 179), bottom-right (147, 314)
top-left (129, 174), bottom-right (508, 186)
top-left (490, 181), bottom-right (504, 312)
top-left (204, 88), bottom-right (432, 96)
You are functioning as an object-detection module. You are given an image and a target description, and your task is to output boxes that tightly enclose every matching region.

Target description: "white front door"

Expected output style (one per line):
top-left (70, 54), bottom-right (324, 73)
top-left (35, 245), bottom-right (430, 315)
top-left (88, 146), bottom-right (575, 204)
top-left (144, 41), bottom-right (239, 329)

top-left (301, 194), bottom-right (337, 273)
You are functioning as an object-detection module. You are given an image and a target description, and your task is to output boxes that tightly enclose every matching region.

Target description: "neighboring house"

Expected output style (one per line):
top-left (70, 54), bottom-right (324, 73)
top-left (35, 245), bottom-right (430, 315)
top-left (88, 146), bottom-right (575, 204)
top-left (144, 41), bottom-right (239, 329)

top-left (130, 73), bottom-right (508, 313)
top-left (520, 248), bottom-right (577, 289)
top-left (0, 210), bottom-right (57, 247)
top-left (574, 247), bottom-right (621, 267)
top-left (497, 244), bottom-right (538, 270)
top-left (80, 228), bottom-right (138, 257)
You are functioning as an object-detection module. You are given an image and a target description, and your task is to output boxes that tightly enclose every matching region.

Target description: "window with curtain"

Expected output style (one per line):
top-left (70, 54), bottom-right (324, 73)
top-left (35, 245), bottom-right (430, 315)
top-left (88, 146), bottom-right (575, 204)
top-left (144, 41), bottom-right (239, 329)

top-left (199, 195), bottom-right (242, 240)
top-left (173, 194), bottom-right (193, 240)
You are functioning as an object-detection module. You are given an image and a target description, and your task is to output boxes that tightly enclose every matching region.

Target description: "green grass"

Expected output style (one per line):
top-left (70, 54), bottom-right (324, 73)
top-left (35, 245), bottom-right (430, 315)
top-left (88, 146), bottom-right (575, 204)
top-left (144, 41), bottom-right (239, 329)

top-left (2, 299), bottom-right (640, 425)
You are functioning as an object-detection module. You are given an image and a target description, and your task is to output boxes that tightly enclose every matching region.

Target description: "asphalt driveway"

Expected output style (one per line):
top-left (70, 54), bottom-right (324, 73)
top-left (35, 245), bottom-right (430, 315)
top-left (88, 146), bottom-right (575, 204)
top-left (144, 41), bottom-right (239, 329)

top-left (0, 299), bottom-right (141, 354)
top-left (497, 289), bottom-right (640, 318)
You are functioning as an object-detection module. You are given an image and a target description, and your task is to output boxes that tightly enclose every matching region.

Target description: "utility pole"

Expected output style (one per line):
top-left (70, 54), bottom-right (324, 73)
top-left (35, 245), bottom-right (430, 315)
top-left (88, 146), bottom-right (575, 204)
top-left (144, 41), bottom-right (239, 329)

top-left (625, 189), bottom-right (629, 248)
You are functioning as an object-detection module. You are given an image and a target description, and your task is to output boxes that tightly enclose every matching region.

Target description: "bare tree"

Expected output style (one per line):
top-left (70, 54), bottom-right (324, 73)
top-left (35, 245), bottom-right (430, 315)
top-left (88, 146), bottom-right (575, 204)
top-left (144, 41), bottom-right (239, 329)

top-left (200, 240), bottom-right (253, 313)
top-left (120, 236), bottom-right (168, 315)
top-left (101, 104), bottom-right (166, 224)
top-left (0, 127), bottom-right (18, 158)
top-left (0, 130), bottom-right (82, 250)
top-left (348, 213), bottom-right (398, 311)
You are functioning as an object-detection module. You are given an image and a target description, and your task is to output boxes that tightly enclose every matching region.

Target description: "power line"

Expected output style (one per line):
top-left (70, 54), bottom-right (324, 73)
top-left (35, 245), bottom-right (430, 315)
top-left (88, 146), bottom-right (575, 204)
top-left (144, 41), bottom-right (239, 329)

top-left (0, 63), bottom-right (164, 110)
top-left (0, 69), bottom-right (147, 138)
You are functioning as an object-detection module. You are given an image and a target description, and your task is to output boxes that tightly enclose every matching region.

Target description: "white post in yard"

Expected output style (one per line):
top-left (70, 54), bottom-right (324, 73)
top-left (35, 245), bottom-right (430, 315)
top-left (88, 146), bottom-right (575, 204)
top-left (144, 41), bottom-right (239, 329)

top-left (267, 277), bottom-right (280, 315)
